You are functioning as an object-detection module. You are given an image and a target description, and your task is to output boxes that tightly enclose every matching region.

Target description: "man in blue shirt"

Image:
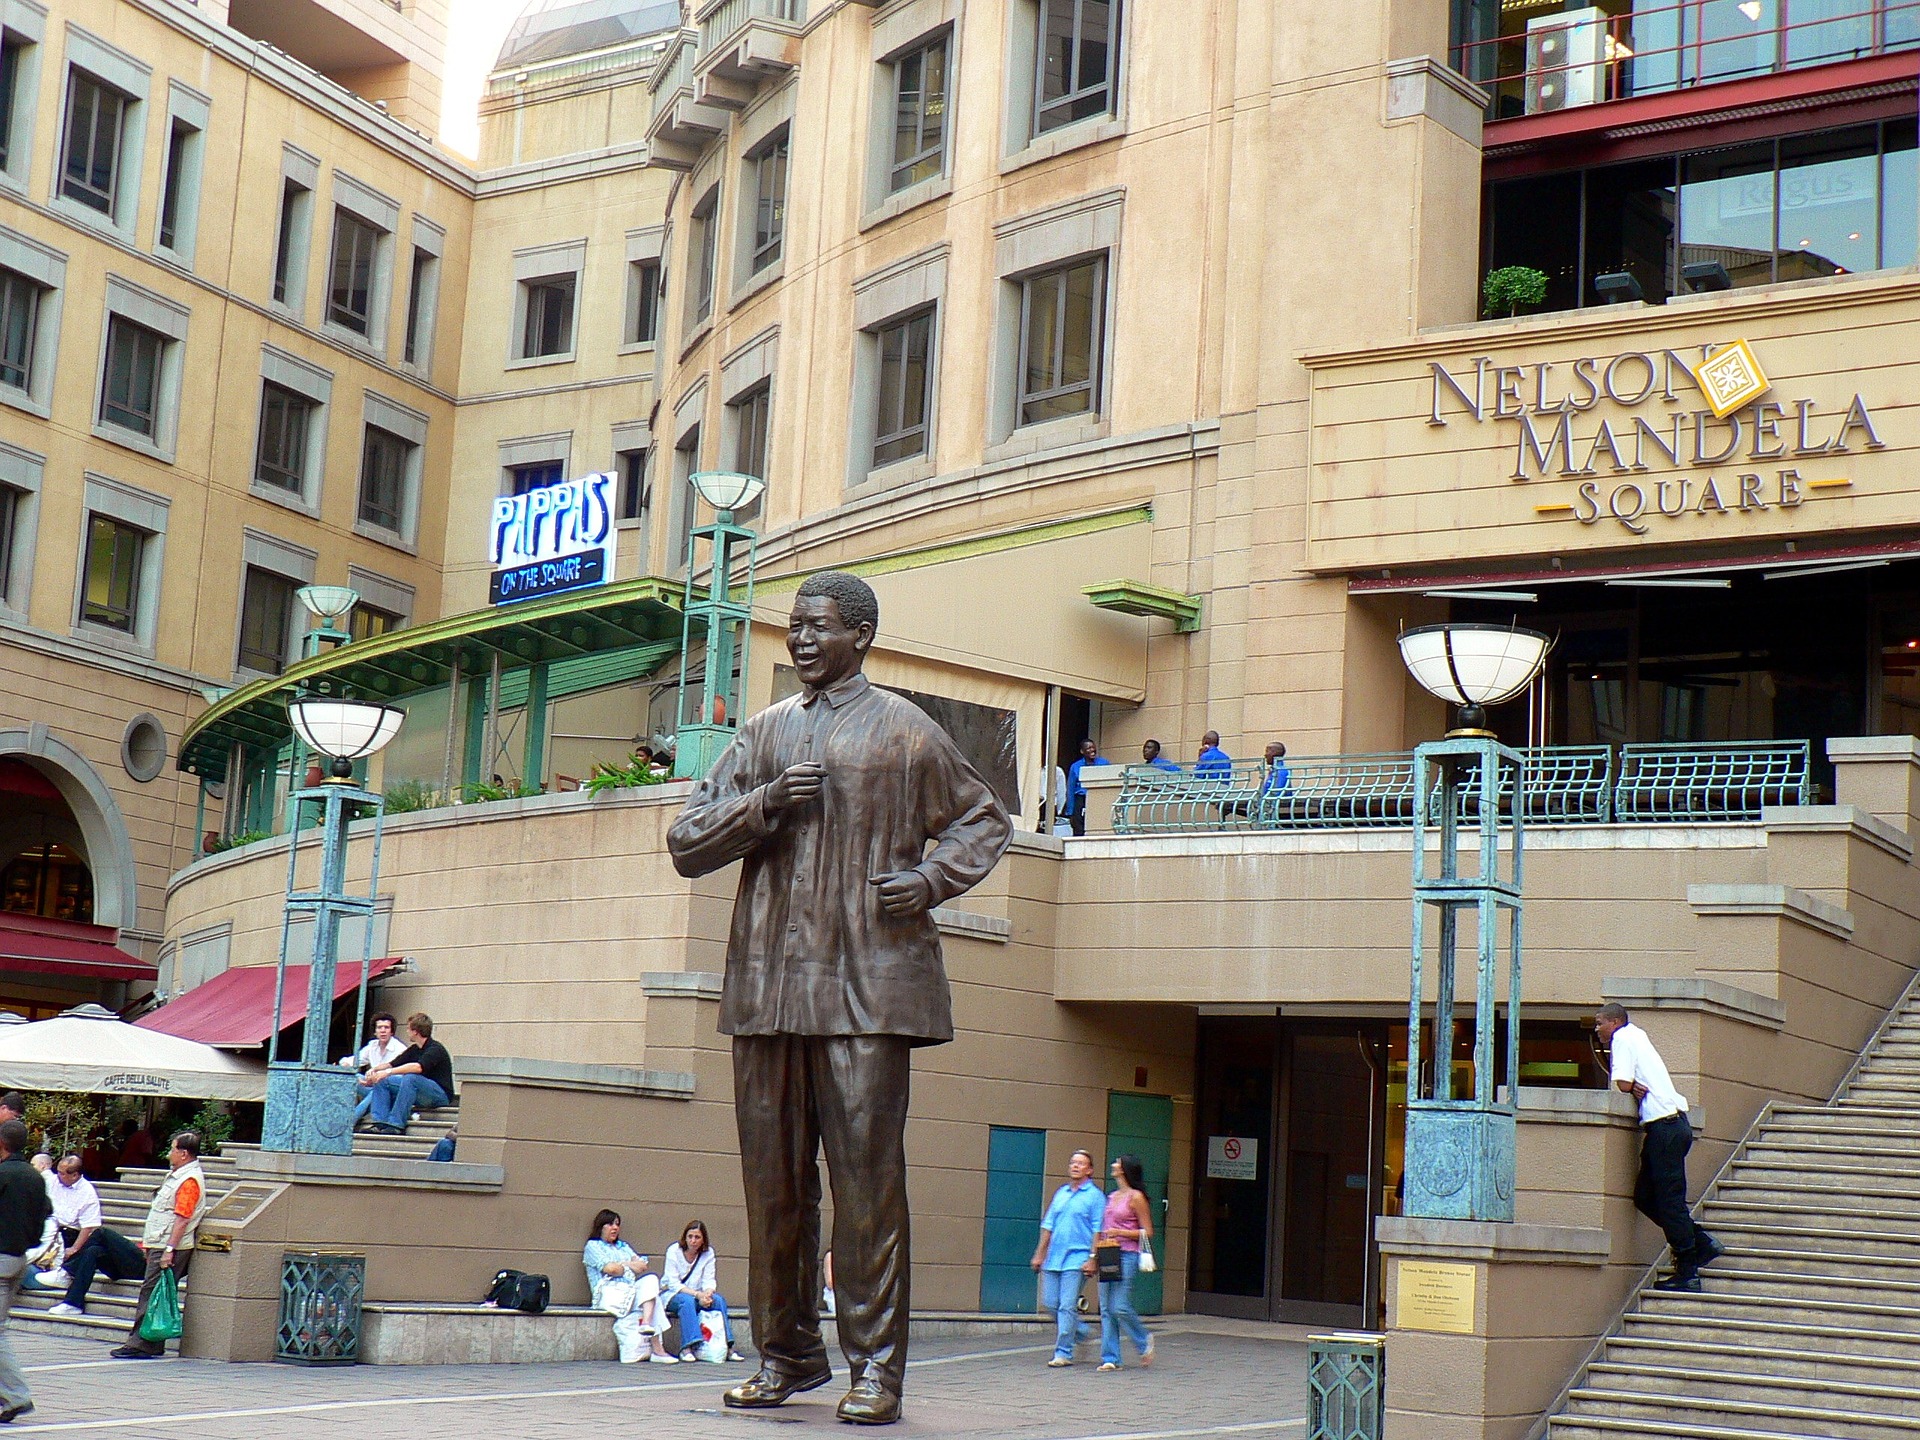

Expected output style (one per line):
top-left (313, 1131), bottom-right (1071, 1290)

top-left (1259, 741), bottom-right (1290, 795)
top-left (1030, 1149), bottom-right (1106, 1366)
top-left (1195, 731), bottom-right (1232, 779)
top-left (1064, 739), bottom-right (1108, 837)
top-left (1141, 739), bottom-right (1180, 772)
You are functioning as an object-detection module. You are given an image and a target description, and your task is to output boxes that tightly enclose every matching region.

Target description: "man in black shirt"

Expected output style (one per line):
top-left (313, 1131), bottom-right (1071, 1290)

top-left (362, 1012), bottom-right (455, 1135)
top-left (0, 1118), bottom-right (51, 1421)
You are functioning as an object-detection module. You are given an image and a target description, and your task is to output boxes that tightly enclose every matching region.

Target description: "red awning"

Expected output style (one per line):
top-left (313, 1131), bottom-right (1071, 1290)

top-left (135, 956), bottom-right (403, 1049)
top-left (0, 912), bottom-right (156, 983)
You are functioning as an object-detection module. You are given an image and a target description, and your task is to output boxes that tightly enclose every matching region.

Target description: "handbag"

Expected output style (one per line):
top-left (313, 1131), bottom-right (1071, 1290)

top-left (138, 1268), bottom-right (184, 1342)
top-left (1093, 1239), bottom-right (1123, 1281)
top-left (598, 1277), bottom-right (639, 1317)
top-left (1138, 1238), bottom-right (1157, 1274)
top-left (28, 1235), bottom-right (62, 1271)
top-left (482, 1269), bottom-right (551, 1313)
top-left (696, 1309), bottom-right (729, 1362)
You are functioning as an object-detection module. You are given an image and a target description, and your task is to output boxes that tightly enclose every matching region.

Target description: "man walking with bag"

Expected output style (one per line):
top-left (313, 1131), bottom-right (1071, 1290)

top-left (110, 1131), bottom-right (206, 1359)
top-left (0, 1119), bottom-right (51, 1421)
top-left (1595, 1004), bottom-right (1723, 1292)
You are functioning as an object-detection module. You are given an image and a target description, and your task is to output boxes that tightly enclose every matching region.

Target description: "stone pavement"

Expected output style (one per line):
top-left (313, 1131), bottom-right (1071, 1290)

top-left (8, 1317), bottom-right (1312, 1439)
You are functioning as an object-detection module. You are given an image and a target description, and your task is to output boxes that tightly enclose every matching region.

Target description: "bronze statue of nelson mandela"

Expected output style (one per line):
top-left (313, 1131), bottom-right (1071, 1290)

top-left (666, 571), bottom-right (1012, 1425)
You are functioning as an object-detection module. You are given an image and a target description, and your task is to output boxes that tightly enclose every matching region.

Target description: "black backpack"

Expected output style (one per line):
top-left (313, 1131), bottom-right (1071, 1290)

top-left (483, 1269), bottom-right (550, 1313)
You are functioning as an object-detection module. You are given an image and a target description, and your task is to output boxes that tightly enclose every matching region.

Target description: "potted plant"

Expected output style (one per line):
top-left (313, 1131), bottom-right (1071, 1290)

top-left (1482, 265), bottom-right (1548, 318)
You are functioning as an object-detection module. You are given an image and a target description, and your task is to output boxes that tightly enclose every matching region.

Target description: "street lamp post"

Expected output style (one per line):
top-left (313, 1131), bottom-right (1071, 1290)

top-left (1396, 623), bottom-right (1550, 1221)
top-left (673, 470), bottom-right (766, 781)
top-left (263, 697), bottom-right (404, 1155)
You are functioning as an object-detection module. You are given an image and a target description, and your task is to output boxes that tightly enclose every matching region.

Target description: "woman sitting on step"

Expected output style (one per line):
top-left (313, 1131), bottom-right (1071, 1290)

top-left (583, 1210), bottom-right (677, 1364)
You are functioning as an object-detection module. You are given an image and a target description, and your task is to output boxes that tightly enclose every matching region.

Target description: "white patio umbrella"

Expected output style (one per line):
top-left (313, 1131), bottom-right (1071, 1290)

top-left (0, 1005), bottom-right (266, 1101)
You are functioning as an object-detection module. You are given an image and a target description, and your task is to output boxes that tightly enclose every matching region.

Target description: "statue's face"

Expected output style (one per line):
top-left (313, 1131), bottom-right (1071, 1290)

top-left (788, 595), bottom-right (871, 689)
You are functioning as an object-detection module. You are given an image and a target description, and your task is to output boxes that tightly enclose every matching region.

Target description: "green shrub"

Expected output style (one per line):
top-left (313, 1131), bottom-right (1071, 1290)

top-left (584, 752), bottom-right (671, 794)
top-left (1483, 265), bottom-right (1549, 318)
top-left (186, 1099), bottom-right (234, 1156)
top-left (460, 777), bottom-right (544, 804)
top-left (23, 1094), bottom-right (105, 1159)
top-left (205, 829), bottom-right (273, 854)
top-left (382, 778), bottom-right (446, 814)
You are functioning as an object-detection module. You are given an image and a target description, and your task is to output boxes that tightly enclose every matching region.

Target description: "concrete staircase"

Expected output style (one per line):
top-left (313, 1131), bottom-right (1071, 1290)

top-left (1549, 983), bottom-right (1920, 1440)
top-left (17, 1109), bottom-right (457, 1342)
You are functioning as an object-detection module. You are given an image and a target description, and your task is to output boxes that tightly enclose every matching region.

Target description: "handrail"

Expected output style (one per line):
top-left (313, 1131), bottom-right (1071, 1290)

top-left (648, 29), bottom-right (700, 97)
top-left (1456, 0), bottom-right (1920, 117)
top-left (697, 0), bottom-right (806, 56)
top-left (1109, 740), bottom-right (1810, 836)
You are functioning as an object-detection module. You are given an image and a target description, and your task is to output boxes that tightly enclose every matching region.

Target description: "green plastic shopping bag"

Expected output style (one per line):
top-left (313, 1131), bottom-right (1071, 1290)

top-left (137, 1269), bottom-right (183, 1343)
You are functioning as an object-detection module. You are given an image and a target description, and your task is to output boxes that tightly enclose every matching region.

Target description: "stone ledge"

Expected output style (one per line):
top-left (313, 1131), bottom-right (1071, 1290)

top-left (234, 1151), bottom-right (505, 1191)
top-left (932, 907), bottom-right (1011, 942)
top-left (1762, 805), bottom-right (1913, 863)
top-left (1375, 1217), bottom-right (1611, 1265)
top-left (642, 971), bottom-right (725, 1001)
top-left (461, 1055), bottom-right (696, 1099)
top-left (1829, 736), bottom-right (1920, 763)
top-left (1686, 882), bottom-right (1855, 941)
top-left (1601, 974), bottom-right (1788, 1030)
top-left (1513, 1086), bottom-right (1641, 1126)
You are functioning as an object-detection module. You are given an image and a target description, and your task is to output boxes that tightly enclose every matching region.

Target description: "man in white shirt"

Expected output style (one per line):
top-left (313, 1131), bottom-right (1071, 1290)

top-left (1596, 1003), bottom-right (1722, 1292)
top-left (344, 1014), bottom-right (407, 1124)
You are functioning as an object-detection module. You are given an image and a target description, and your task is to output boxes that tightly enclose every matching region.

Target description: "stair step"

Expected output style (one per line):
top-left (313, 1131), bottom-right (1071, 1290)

top-left (1704, 1200), bottom-right (1920, 1238)
top-left (1715, 1175), bottom-right (1920, 1213)
top-left (1640, 1289), bottom-right (1920, 1334)
top-left (1553, 1420), bottom-right (1853, 1440)
top-left (1739, 1145), bottom-right (1920, 1168)
top-left (1701, 1266), bottom-right (1920, 1305)
top-left (1708, 1220), bottom-right (1920, 1259)
top-left (1717, 1243), bottom-right (1920, 1279)
top-left (1619, 1311), bottom-right (1920, 1361)
top-left (1604, 1334), bottom-right (1920, 1388)
top-left (1585, 1363), bottom-right (1920, 1419)
top-left (1564, 1388), bottom-right (1920, 1440)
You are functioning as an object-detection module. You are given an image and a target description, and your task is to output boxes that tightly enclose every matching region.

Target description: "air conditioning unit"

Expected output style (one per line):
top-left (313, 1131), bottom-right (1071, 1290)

top-left (1525, 7), bottom-right (1608, 114)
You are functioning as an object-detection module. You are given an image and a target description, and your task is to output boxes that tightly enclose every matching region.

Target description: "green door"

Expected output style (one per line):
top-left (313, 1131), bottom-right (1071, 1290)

top-left (1106, 1092), bottom-right (1174, 1314)
top-left (981, 1125), bottom-right (1047, 1312)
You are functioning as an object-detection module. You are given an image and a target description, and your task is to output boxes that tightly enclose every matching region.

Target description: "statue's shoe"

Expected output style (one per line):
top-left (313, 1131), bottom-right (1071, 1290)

top-left (722, 1366), bottom-right (833, 1408)
top-left (836, 1380), bottom-right (902, 1425)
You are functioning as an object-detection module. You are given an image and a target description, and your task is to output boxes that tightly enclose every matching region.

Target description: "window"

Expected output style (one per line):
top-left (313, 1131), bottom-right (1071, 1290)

top-left (272, 171), bottom-right (315, 309)
top-left (403, 246), bottom-right (437, 366)
top-left (154, 85), bottom-right (207, 263)
top-left (100, 315), bottom-right (164, 437)
top-left (670, 425), bottom-right (700, 569)
top-left (158, 124), bottom-right (188, 249)
top-left (349, 603), bottom-right (399, 644)
top-left (890, 37), bottom-right (948, 193)
top-left (0, 33), bottom-right (25, 178)
top-left (236, 566), bottom-right (297, 674)
top-left (1035, 0), bottom-right (1120, 136)
top-left (509, 461), bottom-right (564, 494)
top-left (1018, 256), bottom-right (1105, 425)
top-left (731, 385), bottom-right (771, 523)
top-left (519, 274), bottom-right (576, 359)
top-left (60, 71), bottom-right (125, 216)
top-left (328, 210), bottom-right (380, 336)
top-left (81, 514), bottom-right (143, 632)
top-left (751, 136), bottom-right (789, 273)
top-left (618, 447), bottom-right (649, 521)
top-left (358, 427), bottom-right (412, 533)
top-left (692, 190), bottom-right (719, 328)
top-left (0, 268), bottom-right (37, 391)
top-left (254, 382), bottom-right (313, 494)
top-left (0, 483), bottom-right (16, 599)
top-left (626, 257), bottom-right (660, 346)
top-left (873, 308), bottom-right (935, 466)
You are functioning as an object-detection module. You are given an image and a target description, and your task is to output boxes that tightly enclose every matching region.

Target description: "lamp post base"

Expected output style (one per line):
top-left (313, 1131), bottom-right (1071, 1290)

top-left (1404, 1103), bottom-right (1516, 1222)
top-left (672, 723), bottom-right (736, 780)
top-left (264, 1064), bottom-right (360, 1155)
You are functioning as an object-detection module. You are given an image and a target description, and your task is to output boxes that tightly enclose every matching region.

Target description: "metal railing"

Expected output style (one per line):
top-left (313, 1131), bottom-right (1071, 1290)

top-left (697, 0), bottom-right (805, 56)
top-left (1109, 740), bottom-right (1810, 836)
top-left (648, 29), bottom-right (700, 97)
top-left (486, 38), bottom-right (670, 99)
top-left (1455, 0), bottom-right (1920, 120)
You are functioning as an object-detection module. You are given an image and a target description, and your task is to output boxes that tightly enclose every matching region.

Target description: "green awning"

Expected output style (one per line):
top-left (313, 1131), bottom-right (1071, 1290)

top-left (178, 578), bottom-right (690, 781)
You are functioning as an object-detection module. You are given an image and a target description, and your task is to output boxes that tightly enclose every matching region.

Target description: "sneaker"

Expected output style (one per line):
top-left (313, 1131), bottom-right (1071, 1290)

top-left (679, 1348), bottom-right (699, 1363)
top-left (1693, 1234), bottom-right (1726, 1269)
top-left (1046, 1357), bottom-right (1072, 1368)
top-left (46, 1303), bottom-right (84, 1318)
top-left (726, 1349), bottom-right (747, 1362)
top-left (646, 1351), bottom-right (679, 1364)
top-left (1097, 1362), bottom-right (1120, 1372)
top-left (32, 1269), bottom-right (69, 1289)
top-left (109, 1346), bottom-right (158, 1360)
top-left (1652, 1274), bottom-right (1701, 1293)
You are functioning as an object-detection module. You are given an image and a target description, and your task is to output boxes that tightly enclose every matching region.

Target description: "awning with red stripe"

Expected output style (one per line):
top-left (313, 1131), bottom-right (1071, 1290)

top-left (134, 956), bottom-right (403, 1049)
top-left (0, 912), bottom-right (156, 983)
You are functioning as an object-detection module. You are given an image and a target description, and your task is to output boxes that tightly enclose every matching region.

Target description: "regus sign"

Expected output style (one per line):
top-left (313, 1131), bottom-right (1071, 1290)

top-left (489, 472), bottom-right (615, 605)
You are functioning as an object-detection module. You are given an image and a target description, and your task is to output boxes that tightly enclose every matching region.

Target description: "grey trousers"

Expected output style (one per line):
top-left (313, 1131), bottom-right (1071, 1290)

top-left (0, 1254), bottom-right (27, 1409)
top-left (123, 1248), bottom-right (192, 1355)
top-left (732, 1035), bottom-right (913, 1399)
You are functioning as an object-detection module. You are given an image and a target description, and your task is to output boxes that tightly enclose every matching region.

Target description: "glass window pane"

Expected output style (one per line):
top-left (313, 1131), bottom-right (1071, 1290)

top-left (1488, 173), bottom-right (1583, 313)
top-left (1692, 0), bottom-right (1776, 84)
top-left (83, 516), bottom-right (141, 632)
top-left (0, 271), bottom-right (36, 390)
top-left (238, 568), bottom-right (295, 674)
top-left (1783, 0), bottom-right (1872, 66)
top-left (1884, 119), bottom-right (1918, 268)
top-left (1060, 261), bottom-right (1099, 386)
top-left (1023, 271), bottom-right (1062, 401)
top-left (1583, 158), bottom-right (1677, 304)
top-left (0, 40), bottom-right (19, 171)
top-left (1777, 127), bottom-right (1878, 278)
top-left (330, 212), bottom-right (376, 334)
top-left (102, 320), bottom-right (161, 435)
top-left (1680, 142), bottom-right (1777, 288)
top-left (891, 40), bottom-right (946, 190)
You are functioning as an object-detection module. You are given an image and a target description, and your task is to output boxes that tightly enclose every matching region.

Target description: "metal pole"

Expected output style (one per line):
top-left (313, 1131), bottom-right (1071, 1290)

top-left (301, 788), bottom-right (347, 1073)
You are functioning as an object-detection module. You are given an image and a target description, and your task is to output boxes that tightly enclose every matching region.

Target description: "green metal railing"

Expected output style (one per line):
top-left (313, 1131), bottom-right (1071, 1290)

top-left (1307, 1332), bottom-right (1384, 1440)
top-left (276, 1251), bottom-right (365, 1366)
top-left (1111, 741), bottom-right (1811, 836)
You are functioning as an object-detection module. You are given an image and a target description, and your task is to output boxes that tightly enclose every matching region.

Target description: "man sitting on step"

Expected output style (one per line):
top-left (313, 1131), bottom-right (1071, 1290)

top-left (1595, 1002), bottom-right (1725, 1293)
top-left (359, 1013), bottom-right (455, 1136)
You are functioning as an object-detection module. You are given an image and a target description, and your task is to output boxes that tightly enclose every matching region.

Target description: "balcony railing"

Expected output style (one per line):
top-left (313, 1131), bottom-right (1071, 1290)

top-left (1455, 0), bottom-right (1920, 120)
top-left (1109, 741), bottom-right (1810, 836)
top-left (698, 0), bottom-right (805, 56)
top-left (648, 29), bottom-right (699, 98)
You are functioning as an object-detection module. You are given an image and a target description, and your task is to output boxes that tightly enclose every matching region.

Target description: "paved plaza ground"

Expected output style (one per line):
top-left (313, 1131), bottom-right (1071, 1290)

top-left (8, 1319), bottom-right (1313, 1439)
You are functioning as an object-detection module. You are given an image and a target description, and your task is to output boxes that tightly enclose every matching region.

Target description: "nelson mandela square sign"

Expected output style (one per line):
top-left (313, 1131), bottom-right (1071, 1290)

top-left (1427, 340), bottom-right (1886, 536)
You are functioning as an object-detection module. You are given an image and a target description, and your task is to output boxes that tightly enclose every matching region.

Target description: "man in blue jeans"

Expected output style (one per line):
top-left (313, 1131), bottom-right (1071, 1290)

top-left (360, 1013), bottom-right (454, 1135)
top-left (1030, 1149), bottom-right (1105, 1367)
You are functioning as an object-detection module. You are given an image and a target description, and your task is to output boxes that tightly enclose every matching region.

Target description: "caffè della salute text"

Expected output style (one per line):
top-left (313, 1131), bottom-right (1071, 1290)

top-left (1426, 346), bottom-right (1884, 535)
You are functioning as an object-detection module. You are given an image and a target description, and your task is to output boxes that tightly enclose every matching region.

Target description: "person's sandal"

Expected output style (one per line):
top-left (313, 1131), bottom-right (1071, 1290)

top-left (1098, 1362), bottom-right (1120, 1372)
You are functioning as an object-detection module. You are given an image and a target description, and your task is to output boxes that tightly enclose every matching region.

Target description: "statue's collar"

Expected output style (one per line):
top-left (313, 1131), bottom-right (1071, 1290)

top-left (799, 672), bottom-right (870, 709)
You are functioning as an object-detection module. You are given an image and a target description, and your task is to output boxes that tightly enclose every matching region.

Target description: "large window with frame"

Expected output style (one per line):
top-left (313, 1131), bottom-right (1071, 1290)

top-left (237, 566), bottom-right (297, 674)
top-left (358, 426), bottom-right (412, 533)
top-left (890, 37), bottom-right (949, 193)
top-left (692, 190), bottom-right (720, 328)
top-left (618, 447), bottom-right (649, 521)
top-left (874, 308), bottom-right (935, 466)
top-left (273, 177), bottom-right (310, 306)
top-left (1017, 256), bottom-right (1105, 426)
top-left (254, 382), bottom-right (314, 494)
top-left (0, 269), bottom-right (38, 392)
top-left (404, 246), bottom-right (437, 366)
top-left (626, 258), bottom-right (660, 345)
top-left (0, 35), bottom-right (24, 176)
top-left (60, 70), bottom-right (126, 216)
top-left (509, 461), bottom-right (564, 495)
top-left (751, 135), bottom-right (789, 274)
top-left (100, 316), bottom-right (165, 437)
top-left (518, 274), bottom-right (576, 359)
top-left (348, 603), bottom-right (400, 644)
top-left (328, 209), bottom-right (381, 336)
top-left (81, 514), bottom-right (143, 632)
top-left (0, 483), bottom-right (17, 599)
top-left (1035, 0), bottom-right (1120, 136)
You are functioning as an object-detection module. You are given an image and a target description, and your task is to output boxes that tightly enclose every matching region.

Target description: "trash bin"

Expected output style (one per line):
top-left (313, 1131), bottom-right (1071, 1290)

top-left (276, 1251), bottom-right (365, 1365)
top-left (1307, 1331), bottom-right (1384, 1440)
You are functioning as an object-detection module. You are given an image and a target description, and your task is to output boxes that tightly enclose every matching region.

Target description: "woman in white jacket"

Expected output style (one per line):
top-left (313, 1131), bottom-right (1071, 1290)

top-left (660, 1219), bottom-right (745, 1361)
top-left (582, 1210), bottom-right (676, 1363)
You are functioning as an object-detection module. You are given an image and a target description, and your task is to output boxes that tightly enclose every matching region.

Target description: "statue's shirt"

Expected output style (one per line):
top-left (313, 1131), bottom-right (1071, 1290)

top-left (666, 673), bottom-right (1013, 1044)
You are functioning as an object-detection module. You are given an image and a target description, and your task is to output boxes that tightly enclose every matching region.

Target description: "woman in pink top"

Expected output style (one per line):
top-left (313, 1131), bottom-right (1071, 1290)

top-left (1095, 1155), bottom-right (1155, 1371)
